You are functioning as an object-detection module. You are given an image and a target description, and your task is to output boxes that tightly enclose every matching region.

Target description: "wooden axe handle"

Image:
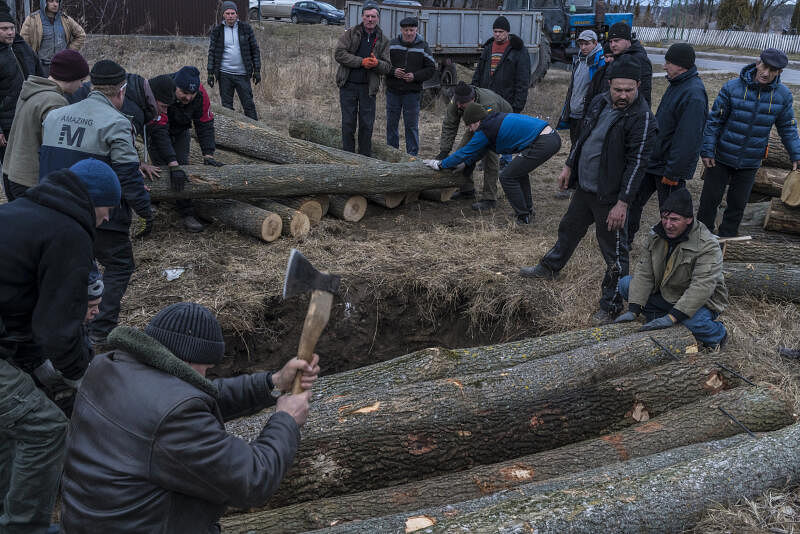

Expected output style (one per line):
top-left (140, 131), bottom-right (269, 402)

top-left (292, 289), bottom-right (334, 394)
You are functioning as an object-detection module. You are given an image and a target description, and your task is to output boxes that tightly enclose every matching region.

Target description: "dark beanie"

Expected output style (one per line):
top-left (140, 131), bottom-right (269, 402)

top-left (90, 59), bottom-right (126, 86)
top-left (221, 0), bottom-right (238, 12)
top-left (665, 43), bottom-right (695, 70)
top-left (148, 74), bottom-right (176, 105)
top-left (609, 56), bottom-right (641, 81)
top-left (0, 3), bottom-right (14, 24)
top-left (49, 50), bottom-right (89, 82)
top-left (145, 302), bottom-right (225, 364)
top-left (88, 269), bottom-right (104, 299)
top-left (174, 66), bottom-right (200, 93)
top-left (661, 188), bottom-right (694, 218)
top-left (69, 159), bottom-right (121, 207)
top-left (493, 16), bottom-right (510, 32)
top-left (462, 102), bottom-right (488, 125)
top-left (400, 16), bottom-right (418, 27)
top-left (453, 81), bottom-right (475, 104)
top-left (608, 22), bottom-right (631, 41)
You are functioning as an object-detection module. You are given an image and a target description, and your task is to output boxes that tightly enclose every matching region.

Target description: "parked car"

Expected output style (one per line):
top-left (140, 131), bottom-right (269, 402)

top-left (291, 1), bottom-right (345, 24)
top-left (249, 0), bottom-right (297, 20)
top-left (381, 0), bottom-right (422, 5)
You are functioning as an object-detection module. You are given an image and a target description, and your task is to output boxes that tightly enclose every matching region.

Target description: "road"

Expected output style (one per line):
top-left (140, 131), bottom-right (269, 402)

top-left (648, 53), bottom-right (800, 85)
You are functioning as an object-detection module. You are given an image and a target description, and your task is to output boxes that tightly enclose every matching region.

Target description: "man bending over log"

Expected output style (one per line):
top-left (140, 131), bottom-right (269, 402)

top-left (423, 102), bottom-right (561, 224)
top-left (615, 188), bottom-right (729, 349)
top-left (60, 302), bottom-right (320, 532)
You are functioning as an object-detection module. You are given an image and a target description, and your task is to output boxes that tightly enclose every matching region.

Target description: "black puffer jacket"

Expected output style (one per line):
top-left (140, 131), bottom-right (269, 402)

top-left (0, 34), bottom-right (41, 136)
top-left (385, 34), bottom-right (435, 94)
top-left (618, 39), bottom-right (653, 104)
top-left (0, 170), bottom-right (94, 380)
top-left (207, 21), bottom-right (261, 77)
top-left (566, 91), bottom-right (658, 204)
top-left (471, 34), bottom-right (531, 113)
top-left (62, 326), bottom-right (300, 533)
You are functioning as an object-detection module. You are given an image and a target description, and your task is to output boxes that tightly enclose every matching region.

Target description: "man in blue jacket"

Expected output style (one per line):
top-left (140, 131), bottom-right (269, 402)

top-left (699, 48), bottom-right (800, 237)
top-left (558, 30), bottom-right (605, 146)
top-left (424, 103), bottom-right (560, 224)
top-left (627, 43), bottom-right (707, 249)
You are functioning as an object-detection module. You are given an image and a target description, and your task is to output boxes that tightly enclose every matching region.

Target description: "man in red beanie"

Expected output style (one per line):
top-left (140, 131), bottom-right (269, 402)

top-left (2, 49), bottom-right (89, 200)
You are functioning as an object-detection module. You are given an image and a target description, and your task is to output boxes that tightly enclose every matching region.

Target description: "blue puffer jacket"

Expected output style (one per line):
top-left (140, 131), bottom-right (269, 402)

top-left (701, 63), bottom-right (800, 169)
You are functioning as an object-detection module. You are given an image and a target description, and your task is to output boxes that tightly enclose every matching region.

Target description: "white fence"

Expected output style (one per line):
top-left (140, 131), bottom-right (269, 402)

top-left (634, 26), bottom-right (800, 54)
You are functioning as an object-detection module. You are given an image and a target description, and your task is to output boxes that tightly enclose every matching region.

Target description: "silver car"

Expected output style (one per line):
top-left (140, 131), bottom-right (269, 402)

top-left (249, 0), bottom-right (297, 19)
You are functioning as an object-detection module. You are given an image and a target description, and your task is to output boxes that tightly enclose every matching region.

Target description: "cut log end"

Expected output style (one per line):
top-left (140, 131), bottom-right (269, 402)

top-left (367, 193), bottom-right (406, 209)
top-left (260, 213), bottom-right (283, 242)
top-left (329, 195), bottom-right (367, 222)
top-left (280, 197), bottom-right (324, 225)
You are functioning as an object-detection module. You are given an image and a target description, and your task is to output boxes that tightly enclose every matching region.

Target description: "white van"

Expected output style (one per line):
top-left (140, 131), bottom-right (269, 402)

top-left (249, 0), bottom-right (297, 19)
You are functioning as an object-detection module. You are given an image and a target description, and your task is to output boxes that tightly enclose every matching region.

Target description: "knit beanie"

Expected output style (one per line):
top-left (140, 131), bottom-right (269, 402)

top-left (661, 188), bottom-right (694, 218)
top-left (49, 49), bottom-right (90, 82)
top-left (90, 59), bottom-right (126, 86)
top-left (493, 16), bottom-right (510, 32)
top-left (665, 43), bottom-right (695, 70)
top-left (174, 66), bottom-right (200, 93)
top-left (88, 269), bottom-right (104, 299)
top-left (148, 74), bottom-right (176, 105)
top-left (462, 102), bottom-right (488, 125)
top-left (221, 0), bottom-right (238, 12)
top-left (69, 159), bottom-right (121, 208)
top-left (453, 81), bottom-right (475, 104)
top-left (0, 3), bottom-right (14, 24)
top-left (608, 22), bottom-right (631, 41)
top-left (145, 302), bottom-right (225, 364)
top-left (609, 56), bottom-right (641, 82)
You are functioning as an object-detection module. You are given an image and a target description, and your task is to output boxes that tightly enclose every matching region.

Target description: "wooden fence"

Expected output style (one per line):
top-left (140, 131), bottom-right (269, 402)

top-left (634, 26), bottom-right (800, 54)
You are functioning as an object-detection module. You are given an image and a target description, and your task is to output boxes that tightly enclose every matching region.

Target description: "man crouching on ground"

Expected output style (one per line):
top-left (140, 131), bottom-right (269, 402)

top-left (60, 302), bottom-right (319, 533)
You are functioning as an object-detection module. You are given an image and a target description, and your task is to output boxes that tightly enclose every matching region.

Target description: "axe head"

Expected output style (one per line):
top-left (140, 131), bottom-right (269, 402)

top-left (282, 249), bottom-right (341, 299)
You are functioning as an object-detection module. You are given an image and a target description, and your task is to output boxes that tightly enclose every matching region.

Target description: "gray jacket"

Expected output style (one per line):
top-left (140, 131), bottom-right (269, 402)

top-left (61, 326), bottom-right (300, 533)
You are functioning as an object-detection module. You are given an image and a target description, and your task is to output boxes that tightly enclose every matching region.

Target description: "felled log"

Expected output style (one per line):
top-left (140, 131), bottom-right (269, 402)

top-left (365, 193), bottom-right (405, 209)
top-left (221, 387), bottom-right (791, 533)
top-left (147, 163), bottom-right (465, 201)
top-left (188, 143), bottom-right (260, 165)
top-left (724, 206), bottom-right (800, 263)
top-left (251, 200), bottom-right (310, 238)
top-left (328, 195), bottom-right (367, 222)
top-left (764, 196), bottom-right (800, 235)
top-left (724, 261), bottom-right (800, 301)
top-left (288, 118), bottom-right (414, 163)
top-left (250, 329), bottom-right (706, 506)
top-left (315, 195), bottom-right (330, 217)
top-left (427, 421), bottom-right (800, 533)
top-left (765, 131), bottom-right (796, 169)
top-left (753, 167), bottom-right (787, 197)
top-left (420, 187), bottom-right (457, 202)
top-left (193, 199), bottom-right (282, 242)
top-left (279, 197), bottom-right (323, 225)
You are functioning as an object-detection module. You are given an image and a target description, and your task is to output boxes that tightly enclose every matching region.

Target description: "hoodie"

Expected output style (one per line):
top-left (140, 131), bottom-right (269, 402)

top-left (3, 76), bottom-right (68, 187)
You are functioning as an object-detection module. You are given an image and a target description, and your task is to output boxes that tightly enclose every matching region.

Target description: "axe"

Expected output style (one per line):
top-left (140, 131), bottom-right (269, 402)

top-left (282, 249), bottom-right (340, 394)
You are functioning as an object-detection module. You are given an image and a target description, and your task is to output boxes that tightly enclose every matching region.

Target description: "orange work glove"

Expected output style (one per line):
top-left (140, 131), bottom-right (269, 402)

top-left (361, 54), bottom-right (379, 69)
top-left (660, 176), bottom-right (680, 187)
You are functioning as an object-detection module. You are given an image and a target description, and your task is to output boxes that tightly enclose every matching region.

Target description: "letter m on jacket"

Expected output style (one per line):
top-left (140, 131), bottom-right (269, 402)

top-left (58, 124), bottom-right (86, 148)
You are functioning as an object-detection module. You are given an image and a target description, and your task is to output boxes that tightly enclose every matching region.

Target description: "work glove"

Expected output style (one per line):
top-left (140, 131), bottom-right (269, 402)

top-left (423, 159), bottom-right (442, 171)
top-left (207, 72), bottom-right (215, 88)
top-left (639, 315), bottom-right (675, 332)
top-left (462, 162), bottom-right (475, 177)
top-left (134, 217), bottom-right (154, 239)
top-left (361, 54), bottom-right (379, 69)
top-left (169, 167), bottom-right (187, 192)
top-left (253, 72), bottom-right (261, 85)
top-left (435, 150), bottom-right (449, 160)
top-left (203, 156), bottom-right (225, 167)
top-left (62, 375), bottom-right (83, 390)
top-left (33, 359), bottom-right (64, 389)
top-left (614, 311), bottom-right (638, 323)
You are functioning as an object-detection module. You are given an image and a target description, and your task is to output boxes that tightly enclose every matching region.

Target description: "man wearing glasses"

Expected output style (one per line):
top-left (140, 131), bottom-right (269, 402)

top-left (40, 59), bottom-right (152, 347)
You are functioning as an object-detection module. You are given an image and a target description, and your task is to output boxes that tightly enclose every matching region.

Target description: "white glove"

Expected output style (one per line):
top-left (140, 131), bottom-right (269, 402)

top-left (423, 159), bottom-right (442, 171)
top-left (33, 359), bottom-right (64, 388)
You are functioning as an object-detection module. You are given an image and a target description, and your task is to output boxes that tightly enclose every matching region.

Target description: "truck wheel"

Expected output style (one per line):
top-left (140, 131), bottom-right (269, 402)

top-left (249, 8), bottom-right (260, 20)
top-left (439, 64), bottom-right (457, 103)
top-left (530, 36), bottom-right (551, 86)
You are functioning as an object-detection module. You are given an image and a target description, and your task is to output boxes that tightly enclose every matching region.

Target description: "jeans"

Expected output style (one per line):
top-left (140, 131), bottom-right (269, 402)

top-left (151, 129), bottom-right (194, 218)
top-left (385, 90), bottom-right (421, 156)
top-left (89, 229), bottom-right (135, 339)
top-left (499, 130), bottom-right (561, 217)
top-left (218, 72), bottom-right (258, 120)
top-left (626, 172), bottom-right (686, 249)
top-left (340, 82), bottom-right (376, 157)
top-left (540, 187), bottom-right (629, 312)
top-left (0, 359), bottom-right (67, 534)
top-left (696, 162), bottom-right (759, 237)
top-left (617, 275), bottom-right (727, 346)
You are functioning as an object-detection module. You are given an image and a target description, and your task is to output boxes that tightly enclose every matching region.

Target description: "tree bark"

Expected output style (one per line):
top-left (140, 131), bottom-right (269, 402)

top-left (328, 195), bottom-right (367, 222)
top-left (420, 187), bottom-right (458, 202)
top-left (753, 167), bottom-right (787, 197)
top-left (316, 195), bottom-right (330, 217)
top-left (724, 207), bottom-right (800, 263)
top-left (278, 197), bottom-right (323, 225)
top-left (365, 193), bottom-right (405, 209)
top-left (764, 196), bottom-right (800, 235)
top-left (146, 163), bottom-right (465, 201)
top-left (288, 118), bottom-right (415, 163)
top-left (193, 199), bottom-right (282, 242)
top-left (426, 421), bottom-right (800, 533)
top-left (250, 200), bottom-right (310, 237)
top-left (188, 142), bottom-right (260, 165)
top-left (764, 131), bottom-right (797, 169)
top-left (724, 261), bottom-right (800, 301)
top-left (232, 328), bottom-right (704, 506)
top-left (221, 387), bottom-right (791, 534)
top-left (404, 191), bottom-right (421, 204)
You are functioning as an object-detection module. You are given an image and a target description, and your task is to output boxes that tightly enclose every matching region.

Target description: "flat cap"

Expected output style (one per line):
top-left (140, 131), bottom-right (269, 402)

top-left (761, 47), bottom-right (788, 69)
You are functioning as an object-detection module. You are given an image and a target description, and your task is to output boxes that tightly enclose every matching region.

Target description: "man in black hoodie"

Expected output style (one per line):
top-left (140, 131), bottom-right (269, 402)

top-left (0, 158), bottom-right (120, 534)
top-left (607, 22), bottom-right (652, 105)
